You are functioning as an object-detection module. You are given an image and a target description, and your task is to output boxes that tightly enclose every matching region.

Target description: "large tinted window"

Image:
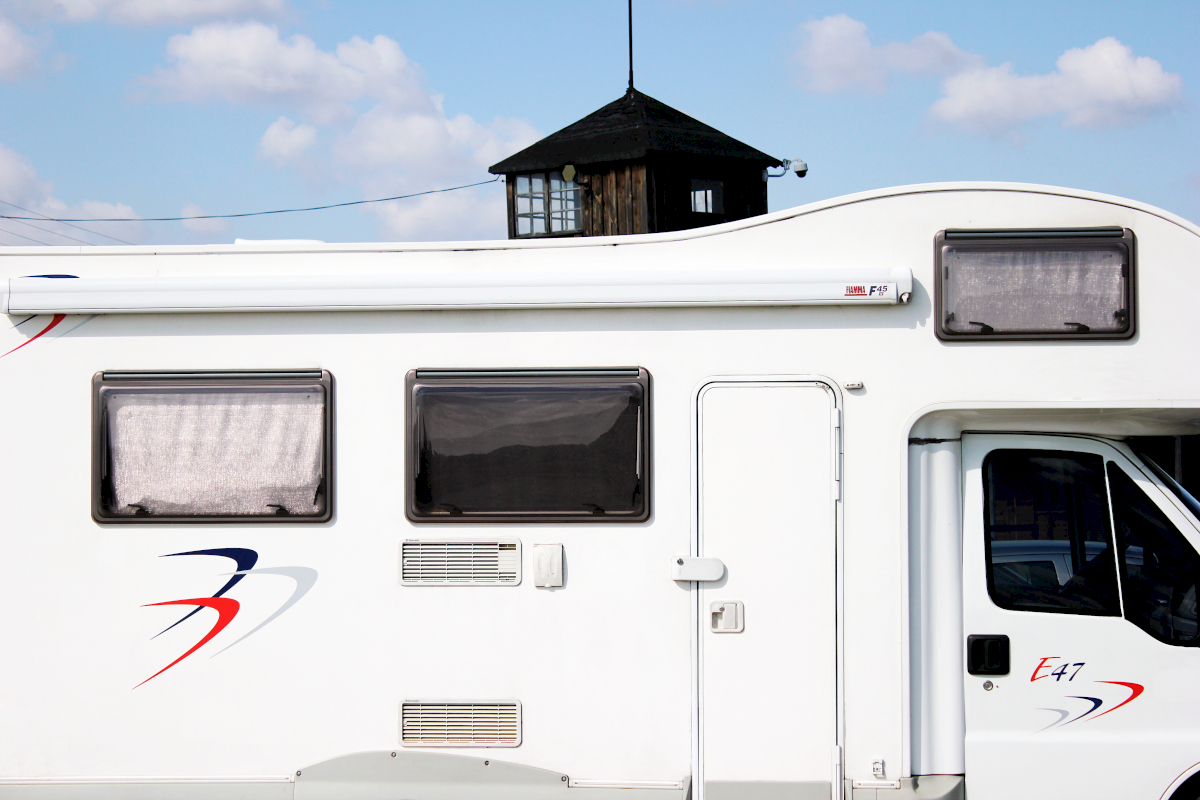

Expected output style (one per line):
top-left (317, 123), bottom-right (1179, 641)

top-left (983, 450), bottom-right (1119, 615)
top-left (407, 369), bottom-right (649, 521)
top-left (1108, 464), bottom-right (1200, 646)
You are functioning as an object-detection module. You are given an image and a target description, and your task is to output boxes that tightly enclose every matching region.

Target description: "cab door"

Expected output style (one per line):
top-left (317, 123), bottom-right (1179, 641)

top-left (962, 434), bottom-right (1200, 800)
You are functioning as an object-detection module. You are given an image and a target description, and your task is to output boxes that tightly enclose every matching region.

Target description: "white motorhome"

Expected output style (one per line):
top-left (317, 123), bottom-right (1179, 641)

top-left (0, 182), bottom-right (1197, 800)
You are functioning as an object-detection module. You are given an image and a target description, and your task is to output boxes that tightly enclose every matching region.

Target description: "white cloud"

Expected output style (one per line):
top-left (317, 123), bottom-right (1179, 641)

top-left (345, 110), bottom-right (538, 240)
top-left (373, 183), bottom-right (508, 243)
top-left (145, 22), bottom-right (539, 241)
top-left (257, 115), bottom-right (316, 164)
top-left (0, 142), bottom-right (46, 208)
top-left (179, 202), bottom-right (228, 237)
top-left (337, 103), bottom-right (536, 241)
top-left (796, 14), bottom-right (980, 93)
top-left (145, 22), bottom-right (431, 124)
top-left (0, 142), bottom-right (145, 245)
top-left (0, 15), bottom-right (38, 80)
top-left (795, 17), bottom-right (1182, 138)
top-left (884, 32), bottom-right (983, 78)
top-left (334, 106), bottom-right (537, 184)
top-left (931, 37), bottom-right (1182, 135)
top-left (3, 0), bottom-right (287, 25)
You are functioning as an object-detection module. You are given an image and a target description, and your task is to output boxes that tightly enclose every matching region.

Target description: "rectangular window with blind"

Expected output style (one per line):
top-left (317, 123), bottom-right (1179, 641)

top-left (92, 370), bottom-right (333, 523)
top-left (407, 368), bottom-right (649, 522)
top-left (935, 228), bottom-right (1135, 341)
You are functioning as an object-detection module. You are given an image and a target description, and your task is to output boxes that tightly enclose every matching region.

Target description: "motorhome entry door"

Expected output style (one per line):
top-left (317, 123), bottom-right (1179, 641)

top-left (695, 380), bottom-right (839, 800)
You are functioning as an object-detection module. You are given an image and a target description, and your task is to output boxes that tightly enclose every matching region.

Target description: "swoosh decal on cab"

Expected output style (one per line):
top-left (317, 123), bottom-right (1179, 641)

top-left (1091, 681), bottom-right (1144, 719)
top-left (1063, 696), bottom-right (1104, 725)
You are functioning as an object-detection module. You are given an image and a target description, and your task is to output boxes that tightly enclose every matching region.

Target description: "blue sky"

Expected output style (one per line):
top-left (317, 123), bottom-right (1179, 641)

top-left (0, 0), bottom-right (1195, 245)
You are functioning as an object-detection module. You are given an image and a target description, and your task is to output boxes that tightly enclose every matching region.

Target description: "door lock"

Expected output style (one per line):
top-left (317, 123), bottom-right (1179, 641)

top-left (673, 557), bottom-right (725, 582)
top-left (710, 601), bottom-right (744, 633)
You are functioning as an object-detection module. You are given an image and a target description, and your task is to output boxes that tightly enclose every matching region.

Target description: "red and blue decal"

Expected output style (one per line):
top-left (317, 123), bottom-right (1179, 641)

top-left (137, 548), bottom-right (317, 687)
top-left (2, 279), bottom-right (99, 359)
top-left (1, 314), bottom-right (65, 358)
top-left (1030, 656), bottom-right (1144, 731)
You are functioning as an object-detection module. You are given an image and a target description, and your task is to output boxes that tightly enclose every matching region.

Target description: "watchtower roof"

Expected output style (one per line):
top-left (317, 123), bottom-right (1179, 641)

top-left (488, 88), bottom-right (782, 174)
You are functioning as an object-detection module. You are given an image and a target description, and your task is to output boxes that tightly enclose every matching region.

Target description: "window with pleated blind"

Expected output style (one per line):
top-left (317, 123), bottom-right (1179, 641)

top-left (93, 370), bottom-right (333, 522)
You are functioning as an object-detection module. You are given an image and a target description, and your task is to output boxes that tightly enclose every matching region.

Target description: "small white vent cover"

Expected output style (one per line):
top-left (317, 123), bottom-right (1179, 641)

top-left (401, 701), bottom-right (522, 747)
top-left (401, 538), bottom-right (521, 585)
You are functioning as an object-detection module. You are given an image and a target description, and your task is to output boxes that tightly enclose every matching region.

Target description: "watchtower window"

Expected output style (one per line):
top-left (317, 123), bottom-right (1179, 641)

top-left (691, 179), bottom-right (724, 214)
top-left (515, 171), bottom-right (581, 236)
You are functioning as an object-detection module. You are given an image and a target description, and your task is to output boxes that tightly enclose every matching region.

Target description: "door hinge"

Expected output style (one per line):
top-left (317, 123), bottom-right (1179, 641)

top-left (832, 406), bottom-right (842, 492)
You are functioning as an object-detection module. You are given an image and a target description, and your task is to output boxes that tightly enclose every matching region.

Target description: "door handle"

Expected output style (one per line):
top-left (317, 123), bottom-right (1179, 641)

top-left (672, 557), bottom-right (725, 582)
top-left (710, 601), bottom-right (744, 633)
top-left (966, 634), bottom-right (1010, 676)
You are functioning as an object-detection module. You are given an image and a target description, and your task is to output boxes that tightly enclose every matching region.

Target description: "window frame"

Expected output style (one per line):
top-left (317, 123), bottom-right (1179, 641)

top-left (405, 368), bottom-right (651, 523)
top-left (934, 227), bottom-right (1137, 342)
top-left (1106, 459), bottom-right (1200, 647)
top-left (512, 171), bottom-right (583, 238)
top-left (91, 369), bottom-right (334, 524)
top-left (981, 448), bottom-right (1122, 617)
top-left (690, 179), bottom-right (725, 215)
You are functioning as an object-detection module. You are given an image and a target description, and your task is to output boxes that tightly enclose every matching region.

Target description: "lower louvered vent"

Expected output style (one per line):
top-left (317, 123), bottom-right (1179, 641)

top-left (401, 539), bottom-right (521, 585)
top-left (402, 701), bottom-right (522, 747)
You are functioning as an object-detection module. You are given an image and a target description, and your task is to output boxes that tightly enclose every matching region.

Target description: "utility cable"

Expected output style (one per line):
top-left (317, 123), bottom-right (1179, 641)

top-left (4, 217), bottom-right (94, 246)
top-left (0, 226), bottom-right (52, 245)
top-left (0, 199), bottom-right (134, 245)
top-left (0, 176), bottom-right (502, 224)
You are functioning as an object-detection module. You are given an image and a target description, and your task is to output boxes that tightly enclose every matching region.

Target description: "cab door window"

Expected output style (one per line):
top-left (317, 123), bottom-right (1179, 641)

top-left (1107, 463), bottom-right (1200, 645)
top-left (983, 450), bottom-right (1120, 615)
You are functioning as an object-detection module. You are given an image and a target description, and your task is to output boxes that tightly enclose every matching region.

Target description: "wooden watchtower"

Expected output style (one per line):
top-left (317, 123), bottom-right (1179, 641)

top-left (488, 88), bottom-right (781, 239)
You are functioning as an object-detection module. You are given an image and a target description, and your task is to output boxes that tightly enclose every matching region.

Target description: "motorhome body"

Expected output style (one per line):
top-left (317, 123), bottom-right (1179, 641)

top-left (0, 183), bottom-right (1198, 800)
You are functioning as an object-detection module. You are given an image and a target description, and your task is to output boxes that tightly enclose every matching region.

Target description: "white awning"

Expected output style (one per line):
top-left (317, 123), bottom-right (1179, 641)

top-left (3, 268), bottom-right (913, 314)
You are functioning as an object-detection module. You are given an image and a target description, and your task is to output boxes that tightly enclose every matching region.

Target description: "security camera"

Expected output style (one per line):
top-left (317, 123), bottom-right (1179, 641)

top-left (764, 158), bottom-right (809, 180)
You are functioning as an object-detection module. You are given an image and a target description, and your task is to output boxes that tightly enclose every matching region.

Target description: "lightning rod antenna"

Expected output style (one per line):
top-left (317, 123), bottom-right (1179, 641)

top-left (628, 0), bottom-right (634, 90)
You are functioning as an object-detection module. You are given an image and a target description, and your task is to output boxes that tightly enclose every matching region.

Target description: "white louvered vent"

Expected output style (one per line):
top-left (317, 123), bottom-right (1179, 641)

top-left (401, 701), bottom-right (522, 747)
top-left (401, 538), bottom-right (521, 586)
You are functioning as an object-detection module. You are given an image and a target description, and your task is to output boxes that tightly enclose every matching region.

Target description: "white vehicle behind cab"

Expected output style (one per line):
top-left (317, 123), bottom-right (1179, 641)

top-left (0, 182), bottom-right (1197, 800)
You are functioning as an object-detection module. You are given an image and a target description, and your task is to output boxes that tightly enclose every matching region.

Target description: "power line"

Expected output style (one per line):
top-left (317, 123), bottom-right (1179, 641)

top-left (4, 217), bottom-right (94, 246)
top-left (0, 199), bottom-right (134, 245)
top-left (0, 176), bottom-right (503, 224)
top-left (0, 226), bottom-right (52, 245)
